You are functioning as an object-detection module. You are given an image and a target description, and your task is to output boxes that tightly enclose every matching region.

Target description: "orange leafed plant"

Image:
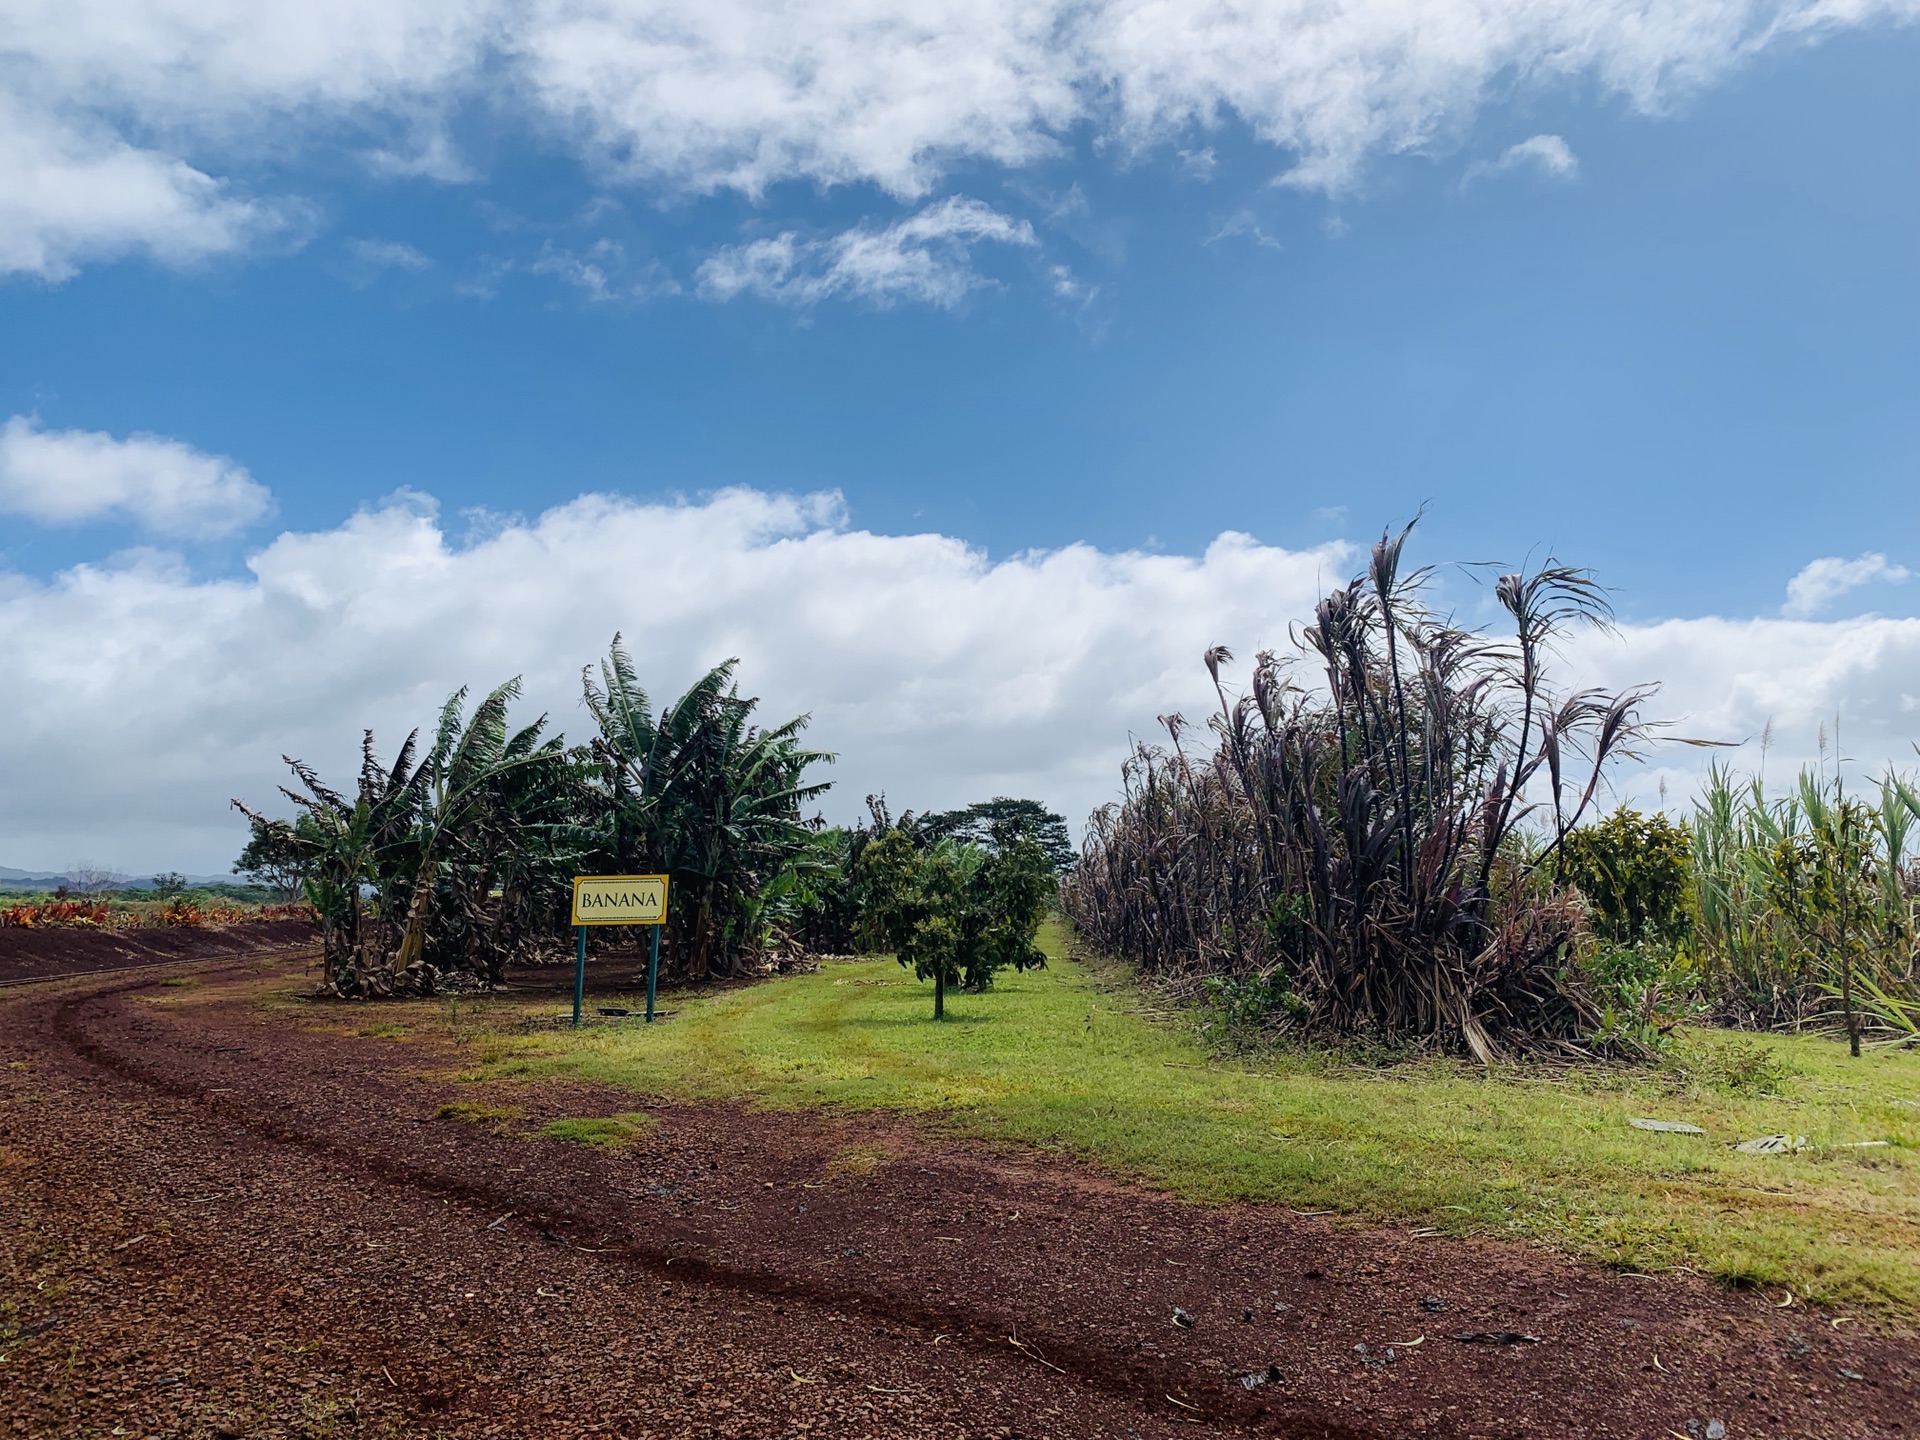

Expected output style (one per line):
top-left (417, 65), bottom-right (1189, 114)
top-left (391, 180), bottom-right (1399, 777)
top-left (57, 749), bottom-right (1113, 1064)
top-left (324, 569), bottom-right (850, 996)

top-left (0, 899), bottom-right (110, 927)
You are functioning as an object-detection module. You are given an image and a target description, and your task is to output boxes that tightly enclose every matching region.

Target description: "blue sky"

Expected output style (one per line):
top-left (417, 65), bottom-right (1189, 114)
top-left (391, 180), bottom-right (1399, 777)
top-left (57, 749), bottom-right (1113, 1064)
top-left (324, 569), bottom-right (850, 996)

top-left (1, 1), bottom-right (1917, 871)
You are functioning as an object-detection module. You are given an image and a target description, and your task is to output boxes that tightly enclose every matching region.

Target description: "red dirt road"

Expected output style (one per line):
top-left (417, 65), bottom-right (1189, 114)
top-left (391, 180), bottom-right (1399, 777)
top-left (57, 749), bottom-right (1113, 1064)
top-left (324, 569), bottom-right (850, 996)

top-left (3, 957), bottom-right (1915, 1439)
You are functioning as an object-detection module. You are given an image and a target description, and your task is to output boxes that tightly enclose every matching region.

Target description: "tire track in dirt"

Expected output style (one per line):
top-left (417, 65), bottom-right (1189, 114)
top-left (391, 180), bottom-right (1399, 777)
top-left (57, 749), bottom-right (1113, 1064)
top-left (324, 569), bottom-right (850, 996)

top-left (30, 969), bottom-right (1372, 1439)
top-left (11, 960), bottom-right (1918, 1438)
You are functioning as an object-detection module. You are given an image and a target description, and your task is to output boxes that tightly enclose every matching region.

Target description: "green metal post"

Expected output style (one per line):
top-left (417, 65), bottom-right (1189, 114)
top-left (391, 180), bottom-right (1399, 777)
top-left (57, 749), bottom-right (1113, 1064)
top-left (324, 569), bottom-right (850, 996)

top-left (572, 925), bottom-right (586, 1026)
top-left (645, 923), bottom-right (660, 1023)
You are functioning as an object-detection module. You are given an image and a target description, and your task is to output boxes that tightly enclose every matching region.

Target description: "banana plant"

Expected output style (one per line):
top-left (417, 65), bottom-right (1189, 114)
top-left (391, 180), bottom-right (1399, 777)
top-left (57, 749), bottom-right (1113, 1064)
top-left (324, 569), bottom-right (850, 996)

top-left (581, 636), bottom-right (832, 979)
top-left (389, 680), bottom-right (567, 984)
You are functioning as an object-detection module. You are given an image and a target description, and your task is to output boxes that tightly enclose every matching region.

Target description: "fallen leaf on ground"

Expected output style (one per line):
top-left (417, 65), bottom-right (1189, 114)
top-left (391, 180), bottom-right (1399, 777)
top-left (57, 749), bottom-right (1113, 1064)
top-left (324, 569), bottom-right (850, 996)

top-left (1733, 1134), bottom-right (1806, 1155)
top-left (1007, 1336), bottom-right (1065, 1373)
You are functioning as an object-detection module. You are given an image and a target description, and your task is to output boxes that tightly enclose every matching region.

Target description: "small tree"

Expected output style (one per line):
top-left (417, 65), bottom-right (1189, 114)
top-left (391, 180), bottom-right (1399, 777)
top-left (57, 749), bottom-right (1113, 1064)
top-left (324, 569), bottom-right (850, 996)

top-left (150, 872), bottom-right (189, 899)
top-left (233, 817), bottom-right (320, 901)
top-left (860, 823), bottom-right (1052, 1019)
top-left (65, 863), bottom-right (123, 898)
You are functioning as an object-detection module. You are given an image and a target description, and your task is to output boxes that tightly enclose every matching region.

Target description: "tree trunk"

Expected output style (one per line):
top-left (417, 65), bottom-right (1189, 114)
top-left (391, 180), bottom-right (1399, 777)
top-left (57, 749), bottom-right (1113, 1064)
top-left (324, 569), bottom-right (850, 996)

top-left (694, 889), bottom-right (715, 980)
top-left (392, 842), bottom-right (439, 985)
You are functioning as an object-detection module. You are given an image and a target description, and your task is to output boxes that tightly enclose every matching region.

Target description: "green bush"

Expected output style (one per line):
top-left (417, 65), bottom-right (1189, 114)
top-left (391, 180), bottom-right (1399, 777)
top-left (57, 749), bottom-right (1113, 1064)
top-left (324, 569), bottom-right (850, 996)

top-left (1579, 938), bottom-right (1704, 1054)
top-left (1559, 807), bottom-right (1692, 945)
top-left (1668, 1037), bottom-right (1796, 1096)
top-left (1201, 970), bottom-right (1308, 1031)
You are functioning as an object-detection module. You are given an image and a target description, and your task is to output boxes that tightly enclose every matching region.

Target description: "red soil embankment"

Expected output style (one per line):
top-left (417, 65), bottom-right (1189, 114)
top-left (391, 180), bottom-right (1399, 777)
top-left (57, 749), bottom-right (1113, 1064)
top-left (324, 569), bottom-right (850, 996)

top-left (0, 918), bottom-right (317, 984)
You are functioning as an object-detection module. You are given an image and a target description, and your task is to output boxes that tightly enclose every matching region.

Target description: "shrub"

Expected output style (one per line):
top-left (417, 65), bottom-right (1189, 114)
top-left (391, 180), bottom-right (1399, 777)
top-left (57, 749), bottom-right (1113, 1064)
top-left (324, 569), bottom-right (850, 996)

top-left (1559, 808), bottom-right (1691, 945)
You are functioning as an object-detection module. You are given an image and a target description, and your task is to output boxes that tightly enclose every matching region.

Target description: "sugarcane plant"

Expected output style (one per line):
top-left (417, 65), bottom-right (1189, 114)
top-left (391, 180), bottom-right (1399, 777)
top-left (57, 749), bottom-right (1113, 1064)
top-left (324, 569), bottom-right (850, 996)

top-left (1687, 759), bottom-right (1920, 1044)
top-left (1063, 521), bottom-right (1659, 1060)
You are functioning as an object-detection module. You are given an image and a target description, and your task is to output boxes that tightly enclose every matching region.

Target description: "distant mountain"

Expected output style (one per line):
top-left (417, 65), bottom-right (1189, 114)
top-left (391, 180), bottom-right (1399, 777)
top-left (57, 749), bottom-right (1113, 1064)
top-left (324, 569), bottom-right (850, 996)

top-left (0, 866), bottom-right (238, 889)
top-left (0, 867), bottom-right (68, 885)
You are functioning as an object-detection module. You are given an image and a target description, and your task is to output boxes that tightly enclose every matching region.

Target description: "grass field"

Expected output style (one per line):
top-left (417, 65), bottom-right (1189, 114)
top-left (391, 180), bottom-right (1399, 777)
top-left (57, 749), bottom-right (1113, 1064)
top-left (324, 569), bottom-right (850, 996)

top-left (407, 921), bottom-right (1920, 1313)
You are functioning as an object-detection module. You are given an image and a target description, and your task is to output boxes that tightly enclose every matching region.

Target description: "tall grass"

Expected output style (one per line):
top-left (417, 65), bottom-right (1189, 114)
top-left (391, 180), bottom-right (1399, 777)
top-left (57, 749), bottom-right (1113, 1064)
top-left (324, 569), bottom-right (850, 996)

top-left (1063, 525), bottom-right (1652, 1060)
top-left (1690, 762), bottom-right (1920, 1043)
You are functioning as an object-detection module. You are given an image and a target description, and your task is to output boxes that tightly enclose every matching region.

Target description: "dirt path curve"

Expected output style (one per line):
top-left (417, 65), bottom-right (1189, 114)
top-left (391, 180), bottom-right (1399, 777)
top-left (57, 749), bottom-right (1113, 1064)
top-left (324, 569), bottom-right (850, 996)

top-left (3, 960), bottom-right (1914, 1439)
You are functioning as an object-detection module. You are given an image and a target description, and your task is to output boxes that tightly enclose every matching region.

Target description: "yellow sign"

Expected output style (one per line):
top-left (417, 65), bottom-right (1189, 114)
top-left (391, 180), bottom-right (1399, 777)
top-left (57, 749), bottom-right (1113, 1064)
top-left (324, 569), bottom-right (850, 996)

top-left (571, 874), bottom-right (669, 926)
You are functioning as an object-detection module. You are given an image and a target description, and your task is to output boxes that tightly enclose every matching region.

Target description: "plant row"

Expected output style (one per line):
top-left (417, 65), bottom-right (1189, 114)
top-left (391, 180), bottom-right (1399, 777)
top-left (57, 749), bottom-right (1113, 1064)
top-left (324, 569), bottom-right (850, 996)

top-left (233, 636), bottom-right (1068, 1004)
top-left (1061, 524), bottom-right (1920, 1059)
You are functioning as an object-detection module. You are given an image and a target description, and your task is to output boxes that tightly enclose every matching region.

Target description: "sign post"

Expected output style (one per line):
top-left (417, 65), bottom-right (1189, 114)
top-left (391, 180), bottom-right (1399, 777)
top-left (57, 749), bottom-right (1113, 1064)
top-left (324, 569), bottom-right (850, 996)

top-left (645, 923), bottom-right (661, 1023)
top-left (573, 924), bottom-right (587, 1027)
top-left (570, 875), bottom-right (669, 1027)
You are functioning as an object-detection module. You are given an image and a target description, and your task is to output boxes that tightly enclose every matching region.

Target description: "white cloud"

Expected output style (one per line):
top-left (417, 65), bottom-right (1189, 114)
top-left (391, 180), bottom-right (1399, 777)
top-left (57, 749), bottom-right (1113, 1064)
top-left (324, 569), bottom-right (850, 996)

top-left (531, 238), bottom-right (682, 301)
top-left (1463, 132), bottom-right (1580, 185)
top-left (361, 126), bottom-right (480, 184)
top-left (345, 238), bottom-right (431, 271)
top-left (513, 0), bottom-right (1078, 198)
top-left (1568, 613), bottom-right (1920, 810)
top-left (0, 487), bottom-right (1343, 870)
top-left (0, 416), bottom-right (273, 538)
top-left (1088, 2), bottom-right (1911, 192)
top-left (696, 197), bottom-right (1036, 308)
top-left (1783, 551), bottom-right (1911, 617)
top-left (532, 238), bottom-right (620, 300)
top-left (517, 0), bottom-right (1913, 197)
top-left (5, 1), bottom-right (1916, 275)
top-left (1048, 264), bottom-right (1098, 304)
top-left (1177, 147), bottom-right (1217, 181)
top-left (0, 94), bottom-right (272, 279)
top-left (1208, 209), bottom-right (1285, 251)
top-left (3, 0), bottom-right (492, 113)
top-left (7, 482), bottom-right (1920, 872)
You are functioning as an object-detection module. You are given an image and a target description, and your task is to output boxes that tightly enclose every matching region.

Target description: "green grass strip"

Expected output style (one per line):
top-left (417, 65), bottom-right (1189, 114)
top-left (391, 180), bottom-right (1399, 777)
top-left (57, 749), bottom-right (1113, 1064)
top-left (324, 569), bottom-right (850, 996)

top-left (440, 920), bottom-right (1920, 1313)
